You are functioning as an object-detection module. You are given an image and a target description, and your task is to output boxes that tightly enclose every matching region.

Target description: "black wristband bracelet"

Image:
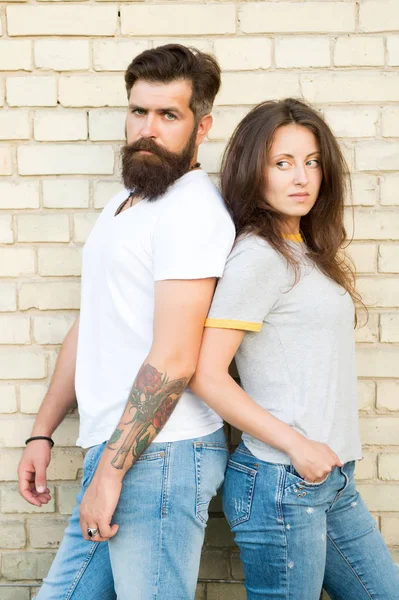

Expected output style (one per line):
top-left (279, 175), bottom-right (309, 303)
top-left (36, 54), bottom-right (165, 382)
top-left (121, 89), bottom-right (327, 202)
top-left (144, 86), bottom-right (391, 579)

top-left (25, 436), bottom-right (54, 448)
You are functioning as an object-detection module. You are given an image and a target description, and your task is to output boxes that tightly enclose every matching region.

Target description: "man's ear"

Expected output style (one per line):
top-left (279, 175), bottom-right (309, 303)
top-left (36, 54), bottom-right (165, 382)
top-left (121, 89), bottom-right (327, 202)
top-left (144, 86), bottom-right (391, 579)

top-left (195, 114), bottom-right (213, 147)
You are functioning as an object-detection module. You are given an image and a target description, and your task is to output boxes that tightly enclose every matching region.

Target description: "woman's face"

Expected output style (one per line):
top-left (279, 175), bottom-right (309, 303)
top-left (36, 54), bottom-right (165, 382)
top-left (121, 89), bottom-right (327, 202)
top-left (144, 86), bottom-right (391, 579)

top-left (264, 123), bottom-right (323, 233)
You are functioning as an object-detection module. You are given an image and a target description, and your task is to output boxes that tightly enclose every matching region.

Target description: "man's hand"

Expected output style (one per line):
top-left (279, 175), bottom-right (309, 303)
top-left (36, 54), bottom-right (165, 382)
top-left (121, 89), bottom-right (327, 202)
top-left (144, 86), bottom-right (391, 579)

top-left (287, 436), bottom-right (342, 483)
top-left (18, 440), bottom-right (52, 507)
top-left (80, 469), bottom-right (121, 542)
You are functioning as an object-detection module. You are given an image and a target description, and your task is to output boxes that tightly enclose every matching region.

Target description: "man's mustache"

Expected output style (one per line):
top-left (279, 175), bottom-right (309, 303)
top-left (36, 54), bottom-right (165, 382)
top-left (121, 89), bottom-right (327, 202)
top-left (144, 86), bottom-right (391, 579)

top-left (125, 139), bottom-right (175, 161)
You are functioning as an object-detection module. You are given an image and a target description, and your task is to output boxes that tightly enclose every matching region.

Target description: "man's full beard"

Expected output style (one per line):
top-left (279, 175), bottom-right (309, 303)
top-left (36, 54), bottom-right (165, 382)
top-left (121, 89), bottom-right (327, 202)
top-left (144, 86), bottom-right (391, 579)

top-left (121, 127), bottom-right (198, 201)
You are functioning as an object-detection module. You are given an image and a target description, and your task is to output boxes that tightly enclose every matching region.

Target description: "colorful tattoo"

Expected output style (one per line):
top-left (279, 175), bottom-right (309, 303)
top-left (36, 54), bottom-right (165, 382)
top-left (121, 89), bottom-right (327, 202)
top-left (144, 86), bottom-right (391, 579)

top-left (107, 364), bottom-right (188, 470)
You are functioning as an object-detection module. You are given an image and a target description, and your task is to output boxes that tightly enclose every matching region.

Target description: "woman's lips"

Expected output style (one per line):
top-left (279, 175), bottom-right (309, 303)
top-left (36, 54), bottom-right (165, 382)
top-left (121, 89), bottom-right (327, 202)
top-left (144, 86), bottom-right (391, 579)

top-left (290, 193), bottom-right (309, 203)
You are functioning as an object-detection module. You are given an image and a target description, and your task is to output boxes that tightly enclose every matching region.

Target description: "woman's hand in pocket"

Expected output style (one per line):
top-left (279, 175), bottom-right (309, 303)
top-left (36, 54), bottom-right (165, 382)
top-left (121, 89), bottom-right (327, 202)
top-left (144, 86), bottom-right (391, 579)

top-left (287, 435), bottom-right (342, 483)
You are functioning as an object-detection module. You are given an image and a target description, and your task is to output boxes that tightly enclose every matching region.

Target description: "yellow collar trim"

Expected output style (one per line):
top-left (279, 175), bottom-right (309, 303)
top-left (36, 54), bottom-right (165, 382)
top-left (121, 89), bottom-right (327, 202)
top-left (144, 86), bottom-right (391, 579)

top-left (282, 233), bottom-right (303, 242)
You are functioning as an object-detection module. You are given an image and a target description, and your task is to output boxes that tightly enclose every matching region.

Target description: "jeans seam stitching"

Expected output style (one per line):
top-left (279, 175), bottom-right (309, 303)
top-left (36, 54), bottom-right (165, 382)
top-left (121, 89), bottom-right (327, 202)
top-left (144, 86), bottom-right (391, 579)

top-left (326, 533), bottom-right (375, 600)
top-left (64, 541), bottom-right (100, 600)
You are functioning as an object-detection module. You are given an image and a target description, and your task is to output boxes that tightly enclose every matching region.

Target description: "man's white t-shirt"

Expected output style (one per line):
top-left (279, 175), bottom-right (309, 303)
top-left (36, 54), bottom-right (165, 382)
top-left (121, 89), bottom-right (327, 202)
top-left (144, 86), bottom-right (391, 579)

top-left (75, 170), bottom-right (235, 449)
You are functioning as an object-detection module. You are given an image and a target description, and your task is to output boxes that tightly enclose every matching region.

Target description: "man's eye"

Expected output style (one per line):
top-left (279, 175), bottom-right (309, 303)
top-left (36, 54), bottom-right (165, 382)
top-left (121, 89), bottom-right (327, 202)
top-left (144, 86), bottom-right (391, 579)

top-left (164, 113), bottom-right (176, 121)
top-left (133, 109), bottom-right (145, 116)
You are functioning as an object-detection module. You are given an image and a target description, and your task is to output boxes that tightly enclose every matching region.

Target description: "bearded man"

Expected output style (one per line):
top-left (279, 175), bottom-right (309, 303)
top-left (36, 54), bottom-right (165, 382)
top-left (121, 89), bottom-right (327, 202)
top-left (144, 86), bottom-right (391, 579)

top-left (18, 45), bottom-right (235, 600)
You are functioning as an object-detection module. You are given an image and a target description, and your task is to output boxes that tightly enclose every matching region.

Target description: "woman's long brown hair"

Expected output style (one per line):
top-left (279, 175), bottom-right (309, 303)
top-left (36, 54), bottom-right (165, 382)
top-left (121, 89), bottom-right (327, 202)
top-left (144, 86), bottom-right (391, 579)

top-left (221, 97), bottom-right (361, 308)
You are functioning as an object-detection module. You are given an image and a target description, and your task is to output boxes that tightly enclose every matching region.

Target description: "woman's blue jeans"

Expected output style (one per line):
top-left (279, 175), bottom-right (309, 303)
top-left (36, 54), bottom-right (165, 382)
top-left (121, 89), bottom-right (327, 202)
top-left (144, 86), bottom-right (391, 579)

top-left (35, 428), bottom-right (228, 600)
top-left (223, 442), bottom-right (399, 600)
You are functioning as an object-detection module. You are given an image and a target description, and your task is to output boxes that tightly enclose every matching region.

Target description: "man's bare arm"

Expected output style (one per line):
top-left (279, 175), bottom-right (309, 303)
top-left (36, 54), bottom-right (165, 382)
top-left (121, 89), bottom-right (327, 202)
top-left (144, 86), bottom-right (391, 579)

top-left (79, 278), bottom-right (217, 541)
top-left (18, 316), bottom-right (80, 506)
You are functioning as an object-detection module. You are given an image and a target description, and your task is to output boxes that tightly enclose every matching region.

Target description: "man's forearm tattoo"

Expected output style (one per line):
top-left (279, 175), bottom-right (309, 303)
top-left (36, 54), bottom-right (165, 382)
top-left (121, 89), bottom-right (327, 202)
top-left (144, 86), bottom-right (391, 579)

top-left (107, 364), bottom-right (188, 470)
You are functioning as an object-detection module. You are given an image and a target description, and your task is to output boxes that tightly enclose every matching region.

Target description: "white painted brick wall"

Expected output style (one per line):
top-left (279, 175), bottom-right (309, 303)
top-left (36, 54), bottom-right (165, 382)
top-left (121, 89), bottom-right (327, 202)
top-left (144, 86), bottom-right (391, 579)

top-left (1, 0), bottom-right (399, 589)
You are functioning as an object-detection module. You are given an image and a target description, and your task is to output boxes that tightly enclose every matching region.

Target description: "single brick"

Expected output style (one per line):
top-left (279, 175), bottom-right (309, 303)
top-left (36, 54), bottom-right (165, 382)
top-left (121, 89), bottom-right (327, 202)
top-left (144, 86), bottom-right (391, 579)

top-left (356, 141), bottom-right (399, 172)
top-left (0, 587), bottom-right (29, 600)
top-left (93, 39), bottom-right (149, 71)
top-left (58, 483), bottom-right (80, 515)
top-left (216, 73), bottom-right (299, 105)
top-left (38, 247), bottom-right (82, 277)
top-left (380, 313), bottom-right (399, 342)
top-left (19, 282), bottom-right (81, 311)
top-left (33, 314), bottom-right (75, 345)
top-left (0, 284), bottom-right (17, 312)
top-left (59, 75), bottom-right (127, 108)
top-left (346, 243), bottom-right (376, 273)
top-left (208, 107), bottom-right (249, 142)
top-left (42, 179), bottom-right (89, 209)
top-left (0, 449), bottom-right (22, 481)
top-left (377, 381), bottom-right (399, 412)
top-left (19, 384), bottom-right (47, 414)
top-left (324, 108), bottom-right (378, 139)
top-left (199, 550), bottom-right (230, 580)
top-left (52, 419), bottom-right (80, 447)
top-left (89, 109), bottom-right (126, 141)
top-left (0, 110), bottom-right (30, 140)
top-left (214, 38), bottom-right (272, 71)
top-left (7, 77), bottom-right (57, 107)
top-left (0, 147), bottom-right (13, 175)
top-left (73, 213), bottom-right (98, 243)
top-left (356, 346), bottom-right (399, 378)
top-left (378, 244), bottom-right (399, 274)
top-left (0, 384), bottom-right (17, 414)
top-left (0, 40), bottom-right (32, 71)
top-left (381, 517), bottom-right (399, 545)
top-left (17, 214), bottom-right (70, 243)
top-left (198, 143), bottom-right (226, 175)
top-left (240, 2), bottom-right (355, 33)
top-left (380, 174), bottom-right (399, 206)
top-left (346, 208), bottom-right (399, 240)
top-left (354, 454), bottom-right (375, 480)
top-left (387, 36), bottom-right (399, 66)
top-left (121, 4), bottom-right (236, 36)
top-left (207, 582), bottom-right (246, 600)
top-left (205, 517), bottom-right (235, 548)
top-left (0, 315), bottom-right (30, 344)
top-left (0, 181), bottom-right (39, 209)
top-left (0, 248), bottom-right (35, 277)
top-left (35, 40), bottom-right (90, 71)
top-left (34, 110), bottom-right (87, 142)
top-left (0, 215), bottom-right (14, 244)
top-left (378, 454), bottom-right (399, 481)
top-left (93, 181), bottom-right (124, 209)
top-left (354, 313), bottom-right (378, 344)
top-left (356, 278), bottom-right (399, 308)
top-left (18, 145), bottom-right (114, 175)
top-left (301, 72), bottom-right (399, 103)
top-left (359, 417), bottom-right (399, 445)
top-left (334, 36), bottom-right (384, 67)
top-left (1, 486), bottom-right (55, 513)
top-left (275, 37), bottom-right (330, 68)
top-left (382, 107), bottom-right (399, 138)
top-left (358, 380), bottom-right (375, 412)
top-left (7, 5), bottom-right (118, 36)
top-left (357, 484), bottom-right (399, 512)
top-left (350, 174), bottom-right (378, 207)
top-left (29, 518), bottom-right (68, 549)
top-left (2, 551), bottom-right (55, 580)
top-left (359, 0), bottom-right (399, 32)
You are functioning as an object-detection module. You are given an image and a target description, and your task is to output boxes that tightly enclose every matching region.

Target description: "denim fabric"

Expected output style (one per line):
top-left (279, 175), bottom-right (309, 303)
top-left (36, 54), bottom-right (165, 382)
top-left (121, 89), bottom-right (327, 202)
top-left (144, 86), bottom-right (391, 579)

top-left (35, 428), bottom-right (228, 600)
top-left (223, 442), bottom-right (399, 600)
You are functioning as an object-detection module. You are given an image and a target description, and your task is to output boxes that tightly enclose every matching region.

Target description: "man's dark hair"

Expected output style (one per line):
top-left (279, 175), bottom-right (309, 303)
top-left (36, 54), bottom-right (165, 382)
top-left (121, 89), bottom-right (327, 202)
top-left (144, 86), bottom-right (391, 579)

top-left (125, 44), bottom-right (221, 120)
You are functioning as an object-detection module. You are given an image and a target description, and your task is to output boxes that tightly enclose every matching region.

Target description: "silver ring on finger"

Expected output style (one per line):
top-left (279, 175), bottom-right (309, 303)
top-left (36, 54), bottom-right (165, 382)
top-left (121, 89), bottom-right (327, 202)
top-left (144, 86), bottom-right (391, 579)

top-left (87, 527), bottom-right (99, 538)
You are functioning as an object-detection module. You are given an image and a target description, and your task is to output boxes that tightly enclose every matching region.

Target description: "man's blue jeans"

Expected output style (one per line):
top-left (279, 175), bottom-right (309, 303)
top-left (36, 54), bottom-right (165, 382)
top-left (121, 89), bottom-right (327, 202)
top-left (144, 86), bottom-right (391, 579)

top-left (35, 428), bottom-right (228, 600)
top-left (223, 442), bottom-right (399, 600)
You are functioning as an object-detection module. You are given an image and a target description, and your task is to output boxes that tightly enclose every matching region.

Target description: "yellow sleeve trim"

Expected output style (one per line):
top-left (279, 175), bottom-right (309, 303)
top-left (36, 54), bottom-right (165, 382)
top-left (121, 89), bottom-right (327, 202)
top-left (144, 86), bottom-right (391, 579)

top-left (282, 233), bottom-right (303, 242)
top-left (205, 318), bottom-right (262, 332)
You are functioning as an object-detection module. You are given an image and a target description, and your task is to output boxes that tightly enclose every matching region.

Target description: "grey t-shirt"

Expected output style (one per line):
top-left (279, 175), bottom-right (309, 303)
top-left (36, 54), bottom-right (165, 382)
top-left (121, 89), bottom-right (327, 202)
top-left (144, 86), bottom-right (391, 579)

top-left (205, 234), bottom-right (362, 465)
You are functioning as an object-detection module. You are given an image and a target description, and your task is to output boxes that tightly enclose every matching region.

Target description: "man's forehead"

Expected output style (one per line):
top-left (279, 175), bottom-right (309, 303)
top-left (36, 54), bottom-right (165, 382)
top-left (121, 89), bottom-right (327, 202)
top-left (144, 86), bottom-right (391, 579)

top-left (129, 79), bottom-right (192, 110)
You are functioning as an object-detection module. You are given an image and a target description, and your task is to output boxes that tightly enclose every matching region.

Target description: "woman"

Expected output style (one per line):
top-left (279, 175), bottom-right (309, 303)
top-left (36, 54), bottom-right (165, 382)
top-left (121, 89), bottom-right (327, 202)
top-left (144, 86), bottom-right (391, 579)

top-left (190, 98), bottom-right (399, 599)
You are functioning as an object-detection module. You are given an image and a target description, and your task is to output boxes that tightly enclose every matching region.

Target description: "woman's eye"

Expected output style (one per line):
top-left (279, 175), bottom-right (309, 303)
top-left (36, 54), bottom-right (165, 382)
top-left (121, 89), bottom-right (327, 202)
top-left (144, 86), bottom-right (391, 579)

top-left (276, 161), bottom-right (290, 168)
top-left (307, 159), bottom-right (320, 167)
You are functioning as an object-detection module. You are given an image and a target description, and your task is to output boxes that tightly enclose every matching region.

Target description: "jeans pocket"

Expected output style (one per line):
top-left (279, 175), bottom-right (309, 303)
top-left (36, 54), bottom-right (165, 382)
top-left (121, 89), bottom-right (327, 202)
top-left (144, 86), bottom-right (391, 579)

top-left (222, 459), bottom-right (257, 529)
top-left (194, 441), bottom-right (228, 524)
top-left (284, 466), bottom-right (331, 493)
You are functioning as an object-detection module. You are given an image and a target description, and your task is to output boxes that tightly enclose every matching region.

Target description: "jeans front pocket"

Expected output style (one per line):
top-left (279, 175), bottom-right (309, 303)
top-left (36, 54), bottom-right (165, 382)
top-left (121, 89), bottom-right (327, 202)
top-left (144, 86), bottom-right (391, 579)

top-left (222, 459), bottom-right (257, 528)
top-left (194, 441), bottom-right (229, 524)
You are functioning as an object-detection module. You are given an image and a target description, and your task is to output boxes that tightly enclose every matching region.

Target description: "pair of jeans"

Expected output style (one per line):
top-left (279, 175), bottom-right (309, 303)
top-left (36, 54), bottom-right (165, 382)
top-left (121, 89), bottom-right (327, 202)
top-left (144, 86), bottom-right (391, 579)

top-left (35, 428), bottom-right (228, 600)
top-left (223, 442), bottom-right (399, 600)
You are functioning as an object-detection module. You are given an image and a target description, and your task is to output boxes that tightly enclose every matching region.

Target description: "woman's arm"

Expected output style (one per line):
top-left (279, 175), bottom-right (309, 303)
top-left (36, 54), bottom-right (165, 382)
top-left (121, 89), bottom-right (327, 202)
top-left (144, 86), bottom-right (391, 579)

top-left (190, 327), bottom-right (342, 482)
